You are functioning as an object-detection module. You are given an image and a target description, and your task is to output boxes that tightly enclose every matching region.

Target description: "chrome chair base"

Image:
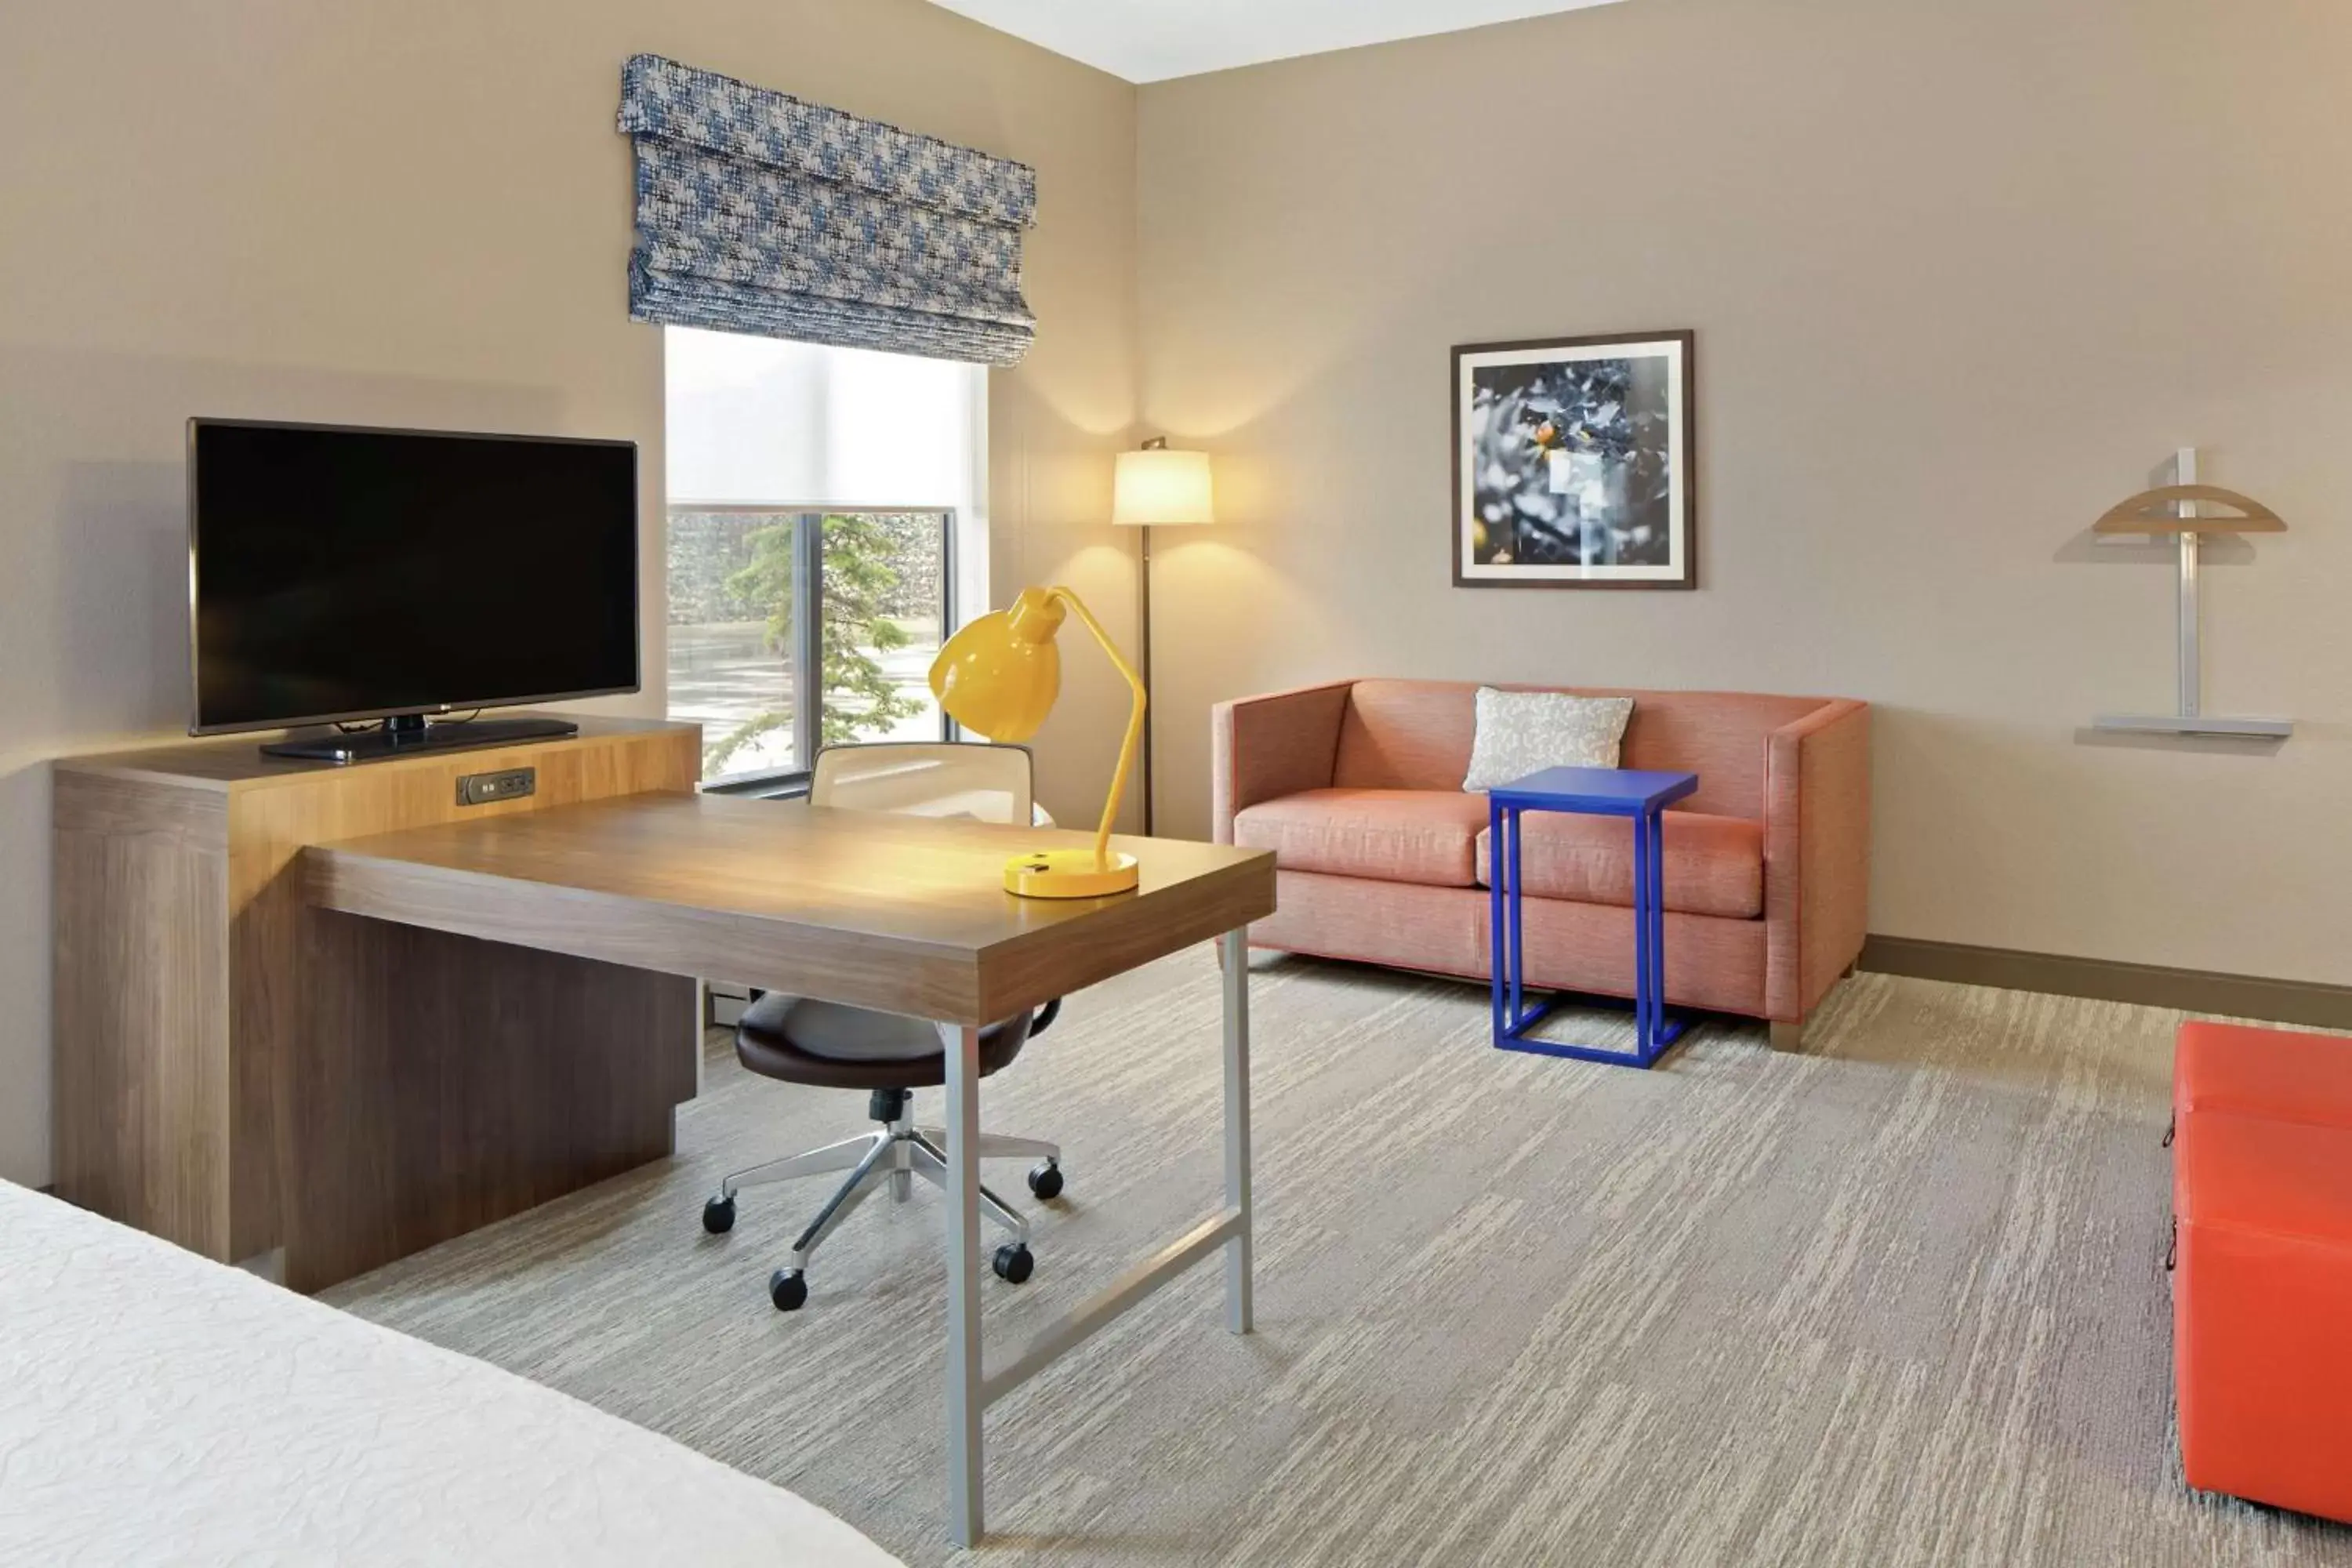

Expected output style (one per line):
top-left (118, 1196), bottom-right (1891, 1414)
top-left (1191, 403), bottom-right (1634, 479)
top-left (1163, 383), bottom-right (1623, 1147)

top-left (705, 1106), bottom-right (1062, 1309)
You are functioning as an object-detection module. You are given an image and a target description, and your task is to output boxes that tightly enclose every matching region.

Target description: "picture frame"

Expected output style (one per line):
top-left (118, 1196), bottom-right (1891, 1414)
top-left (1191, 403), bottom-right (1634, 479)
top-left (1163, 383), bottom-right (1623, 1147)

top-left (1450, 329), bottom-right (1697, 590)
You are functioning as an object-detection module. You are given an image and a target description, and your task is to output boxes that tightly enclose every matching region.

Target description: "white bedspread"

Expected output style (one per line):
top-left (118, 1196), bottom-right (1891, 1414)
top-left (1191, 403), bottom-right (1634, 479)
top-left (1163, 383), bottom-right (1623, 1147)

top-left (0, 1181), bottom-right (903, 1567)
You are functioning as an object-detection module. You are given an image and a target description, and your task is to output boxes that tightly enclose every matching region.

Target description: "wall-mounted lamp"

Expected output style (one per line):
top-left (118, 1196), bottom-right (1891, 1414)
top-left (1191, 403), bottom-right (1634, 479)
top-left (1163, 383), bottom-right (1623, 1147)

top-left (2090, 447), bottom-right (2292, 741)
top-left (1112, 437), bottom-right (1215, 833)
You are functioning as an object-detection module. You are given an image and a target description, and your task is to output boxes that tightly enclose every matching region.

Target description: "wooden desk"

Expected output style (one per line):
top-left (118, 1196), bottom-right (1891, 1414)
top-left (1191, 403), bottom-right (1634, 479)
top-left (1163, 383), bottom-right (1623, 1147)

top-left (305, 793), bottom-right (1269, 1025)
top-left (306, 793), bottom-right (1276, 1548)
top-left (52, 720), bottom-right (702, 1291)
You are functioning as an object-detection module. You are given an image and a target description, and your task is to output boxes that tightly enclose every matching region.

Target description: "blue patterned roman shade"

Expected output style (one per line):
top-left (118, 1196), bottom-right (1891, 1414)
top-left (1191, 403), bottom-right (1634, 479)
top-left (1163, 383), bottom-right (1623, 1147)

top-left (617, 54), bottom-right (1037, 368)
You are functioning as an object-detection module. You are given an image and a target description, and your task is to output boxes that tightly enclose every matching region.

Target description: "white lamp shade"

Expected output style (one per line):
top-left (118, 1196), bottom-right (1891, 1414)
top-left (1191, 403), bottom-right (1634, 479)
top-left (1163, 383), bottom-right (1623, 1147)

top-left (1112, 447), bottom-right (1214, 527)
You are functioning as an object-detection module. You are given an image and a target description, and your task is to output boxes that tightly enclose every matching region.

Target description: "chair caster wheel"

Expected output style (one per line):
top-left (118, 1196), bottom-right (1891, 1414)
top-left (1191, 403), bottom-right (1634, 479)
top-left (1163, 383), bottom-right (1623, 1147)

top-left (770, 1269), bottom-right (808, 1312)
top-left (1026, 1160), bottom-right (1064, 1200)
top-left (992, 1243), bottom-right (1034, 1284)
top-left (702, 1194), bottom-right (736, 1235)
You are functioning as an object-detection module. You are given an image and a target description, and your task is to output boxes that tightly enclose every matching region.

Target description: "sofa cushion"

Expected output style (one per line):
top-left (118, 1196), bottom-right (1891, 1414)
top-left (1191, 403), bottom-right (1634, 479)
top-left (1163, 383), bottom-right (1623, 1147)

top-left (1330, 678), bottom-right (1831, 818)
top-left (1330, 683), bottom-right (1480, 793)
top-left (1475, 810), bottom-right (1764, 920)
top-left (2175, 1022), bottom-right (2352, 1131)
top-left (1250, 869), bottom-right (1770, 1017)
top-left (1232, 789), bottom-right (1491, 887)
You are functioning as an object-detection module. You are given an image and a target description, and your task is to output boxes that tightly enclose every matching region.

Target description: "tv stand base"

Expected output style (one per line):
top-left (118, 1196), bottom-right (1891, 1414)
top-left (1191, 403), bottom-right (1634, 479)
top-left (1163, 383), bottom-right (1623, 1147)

top-left (262, 714), bottom-right (581, 764)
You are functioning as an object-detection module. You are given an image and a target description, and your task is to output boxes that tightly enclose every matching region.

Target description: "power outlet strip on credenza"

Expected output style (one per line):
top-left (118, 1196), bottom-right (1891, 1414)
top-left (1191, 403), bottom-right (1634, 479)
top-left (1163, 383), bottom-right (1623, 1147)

top-left (51, 716), bottom-right (703, 1292)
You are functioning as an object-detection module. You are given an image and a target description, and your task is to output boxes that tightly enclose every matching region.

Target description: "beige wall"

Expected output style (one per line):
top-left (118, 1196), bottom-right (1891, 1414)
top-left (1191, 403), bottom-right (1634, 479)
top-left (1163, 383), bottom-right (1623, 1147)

top-left (10, 0), bottom-right (2348, 1186)
top-left (0, 0), bottom-right (1139, 1188)
top-left (1135, 0), bottom-right (2352, 985)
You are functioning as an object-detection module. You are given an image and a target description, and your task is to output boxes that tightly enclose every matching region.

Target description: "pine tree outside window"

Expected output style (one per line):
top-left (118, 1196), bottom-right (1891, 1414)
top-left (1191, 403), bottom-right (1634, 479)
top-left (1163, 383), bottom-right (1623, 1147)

top-left (668, 506), bottom-right (953, 784)
top-left (662, 328), bottom-right (985, 791)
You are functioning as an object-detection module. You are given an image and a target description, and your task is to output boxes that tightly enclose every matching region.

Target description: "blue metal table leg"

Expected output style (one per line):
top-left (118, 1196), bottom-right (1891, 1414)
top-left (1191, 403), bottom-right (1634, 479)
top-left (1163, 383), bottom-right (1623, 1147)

top-left (1505, 806), bottom-right (1526, 1033)
top-left (1658, 809), bottom-right (1674, 1060)
top-left (1494, 800), bottom-right (1686, 1065)
top-left (1632, 804), bottom-right (1654, 1060)
top-left (1488, 795), bottom-right (1505, 1042)
top-left (1640, 808), bottom-right (1686, 1065)
top-left (1660, 811), bottom-right (1675, 1056)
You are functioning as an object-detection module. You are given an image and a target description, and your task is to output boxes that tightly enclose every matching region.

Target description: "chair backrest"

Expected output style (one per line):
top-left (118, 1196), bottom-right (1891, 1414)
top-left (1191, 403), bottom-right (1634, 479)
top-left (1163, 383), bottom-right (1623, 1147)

top-left (808, 744), bottom-right (1058, 1034)
top-left (810, 742), bottom-right (1033, 826)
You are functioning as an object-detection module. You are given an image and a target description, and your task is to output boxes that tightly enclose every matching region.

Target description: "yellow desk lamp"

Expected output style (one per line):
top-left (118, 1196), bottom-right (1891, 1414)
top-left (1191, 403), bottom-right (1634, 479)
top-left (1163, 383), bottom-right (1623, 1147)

top-left (929, 586), bottom-right (1145, 898)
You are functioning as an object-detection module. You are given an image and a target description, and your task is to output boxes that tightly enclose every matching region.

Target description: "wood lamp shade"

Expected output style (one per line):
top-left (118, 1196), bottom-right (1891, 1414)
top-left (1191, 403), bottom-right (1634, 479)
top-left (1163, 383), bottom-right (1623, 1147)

top-left (2094, 485), bottom-right (2285, 535)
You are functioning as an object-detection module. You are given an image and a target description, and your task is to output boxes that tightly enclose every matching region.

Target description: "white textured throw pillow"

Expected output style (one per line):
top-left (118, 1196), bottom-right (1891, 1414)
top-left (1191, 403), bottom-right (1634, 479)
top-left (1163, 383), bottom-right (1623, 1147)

top-left (1461, 688), bottom-right (1635, 793)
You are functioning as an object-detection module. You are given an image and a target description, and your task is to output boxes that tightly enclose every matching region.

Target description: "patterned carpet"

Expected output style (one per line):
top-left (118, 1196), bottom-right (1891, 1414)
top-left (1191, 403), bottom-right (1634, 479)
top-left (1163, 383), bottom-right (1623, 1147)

top-left (326, 951), bottom-right (2352, 1567)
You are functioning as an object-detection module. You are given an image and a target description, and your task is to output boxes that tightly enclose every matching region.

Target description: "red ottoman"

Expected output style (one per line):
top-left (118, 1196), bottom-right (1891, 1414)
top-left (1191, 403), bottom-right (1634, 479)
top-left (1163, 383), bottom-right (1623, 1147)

top-left (2172, 1023), bottom-right (2352, 1523)
top-left (2176, 1021), bottom-right (2352, 1128)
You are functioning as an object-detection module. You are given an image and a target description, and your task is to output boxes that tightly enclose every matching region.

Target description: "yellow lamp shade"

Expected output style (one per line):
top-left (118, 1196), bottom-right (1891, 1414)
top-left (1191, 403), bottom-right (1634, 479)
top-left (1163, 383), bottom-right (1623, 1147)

top-left (1112, 447), bottom-right (1214, 528)
top-left (926, 584), bottom-right (1149, 898)
top-left (931, 587), bottom-right (1065, 743)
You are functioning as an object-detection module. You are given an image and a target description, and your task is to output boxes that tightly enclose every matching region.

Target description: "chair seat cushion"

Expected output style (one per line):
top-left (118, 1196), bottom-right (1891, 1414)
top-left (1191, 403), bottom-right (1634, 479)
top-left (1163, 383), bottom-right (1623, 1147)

top-left (735, 994), bottom-right (1028, 1091)
top-left (1232, 789), bottom-right (1494, 887)
top-left (2175, 1021), bottom-right (2352, 1131)
top-left (1475, 810), bottom-right (1764, 920)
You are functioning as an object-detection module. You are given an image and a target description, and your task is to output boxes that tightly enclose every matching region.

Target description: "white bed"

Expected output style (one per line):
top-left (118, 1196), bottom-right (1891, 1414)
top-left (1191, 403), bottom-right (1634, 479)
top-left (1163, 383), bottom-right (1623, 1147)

top-left (0, 1180), bottom-right (903, 1567)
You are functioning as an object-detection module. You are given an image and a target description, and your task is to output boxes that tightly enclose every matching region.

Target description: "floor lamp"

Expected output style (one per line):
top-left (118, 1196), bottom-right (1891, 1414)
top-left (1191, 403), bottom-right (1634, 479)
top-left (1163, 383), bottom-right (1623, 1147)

top-left (1112, 437), bottom-right (1215, 836)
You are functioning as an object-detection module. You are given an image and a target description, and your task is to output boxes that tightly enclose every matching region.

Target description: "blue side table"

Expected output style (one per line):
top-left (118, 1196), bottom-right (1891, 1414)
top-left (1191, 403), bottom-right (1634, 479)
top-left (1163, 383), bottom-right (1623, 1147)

top-left (1488, 765), bottom-right (1700, 1069)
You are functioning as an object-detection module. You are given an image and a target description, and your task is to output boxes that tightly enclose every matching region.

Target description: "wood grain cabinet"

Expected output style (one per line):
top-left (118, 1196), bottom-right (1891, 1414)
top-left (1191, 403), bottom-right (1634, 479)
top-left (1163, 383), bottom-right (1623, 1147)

top-left (52, 718), bottom-right (702, 1292)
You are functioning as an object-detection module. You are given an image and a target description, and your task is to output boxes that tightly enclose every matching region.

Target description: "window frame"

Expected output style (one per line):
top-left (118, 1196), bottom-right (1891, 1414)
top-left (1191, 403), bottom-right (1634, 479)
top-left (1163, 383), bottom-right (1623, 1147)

top-left (668, 502), bottom-right (959, 797)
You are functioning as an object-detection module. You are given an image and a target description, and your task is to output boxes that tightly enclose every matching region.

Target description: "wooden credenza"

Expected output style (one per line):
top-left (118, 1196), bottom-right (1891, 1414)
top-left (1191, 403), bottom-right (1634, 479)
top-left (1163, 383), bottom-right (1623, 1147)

top-left (51, 717), bottom-right (702, 1292)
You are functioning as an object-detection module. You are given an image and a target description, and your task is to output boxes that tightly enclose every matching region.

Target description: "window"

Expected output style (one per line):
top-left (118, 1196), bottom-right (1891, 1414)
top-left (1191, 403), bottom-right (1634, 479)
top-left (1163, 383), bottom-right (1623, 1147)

top-left (664, 330), bottom-right (987, 789)
top-left (668, 506), bottom-right (952, 783)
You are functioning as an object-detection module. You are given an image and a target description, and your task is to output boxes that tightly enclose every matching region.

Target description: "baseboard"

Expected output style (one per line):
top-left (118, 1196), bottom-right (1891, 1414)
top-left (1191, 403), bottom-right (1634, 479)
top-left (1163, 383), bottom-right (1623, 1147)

top-left (1858, 935), bottom-right (2352, 1030)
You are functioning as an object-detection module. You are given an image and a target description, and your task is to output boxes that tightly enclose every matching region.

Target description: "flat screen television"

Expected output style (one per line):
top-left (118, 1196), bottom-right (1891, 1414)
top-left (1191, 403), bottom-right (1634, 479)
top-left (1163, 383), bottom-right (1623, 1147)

top-left (189, 419), bottom-right (640, 759)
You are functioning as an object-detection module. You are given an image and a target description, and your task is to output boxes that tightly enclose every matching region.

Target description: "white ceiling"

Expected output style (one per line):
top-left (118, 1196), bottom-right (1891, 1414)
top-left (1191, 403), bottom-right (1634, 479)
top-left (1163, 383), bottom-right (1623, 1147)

top-left (924, 0), bottom-right (1626, 84)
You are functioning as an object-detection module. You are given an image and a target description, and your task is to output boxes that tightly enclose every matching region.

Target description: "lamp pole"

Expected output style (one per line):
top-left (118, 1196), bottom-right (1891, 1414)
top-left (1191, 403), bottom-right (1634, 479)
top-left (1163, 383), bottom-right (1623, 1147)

top-left (1130, 437), bottom-right (1171, 837)
top-left (1136, 515), bottom-right (1156, 837)
top-left (1113, 436), bottom-right (1210, 838)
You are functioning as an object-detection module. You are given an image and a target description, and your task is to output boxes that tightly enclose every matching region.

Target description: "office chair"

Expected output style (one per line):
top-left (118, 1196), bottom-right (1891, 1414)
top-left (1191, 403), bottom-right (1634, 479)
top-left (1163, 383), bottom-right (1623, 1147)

top-left (699, 742), bottom-right (1066, 1312)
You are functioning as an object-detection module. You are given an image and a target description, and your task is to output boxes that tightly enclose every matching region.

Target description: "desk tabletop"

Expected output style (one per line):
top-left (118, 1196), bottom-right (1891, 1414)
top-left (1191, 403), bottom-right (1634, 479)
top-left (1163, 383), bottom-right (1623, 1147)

top-left (302, 792), bottom-right (1276, 1025)
top-left (1486, 767), bottom-right (1700, 815)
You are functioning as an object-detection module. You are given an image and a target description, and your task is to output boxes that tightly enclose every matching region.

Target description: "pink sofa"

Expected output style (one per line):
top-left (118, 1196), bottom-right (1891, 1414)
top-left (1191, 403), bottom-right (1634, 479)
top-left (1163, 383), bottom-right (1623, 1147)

top-left (1211, 679), bottom-right (1871, 1045)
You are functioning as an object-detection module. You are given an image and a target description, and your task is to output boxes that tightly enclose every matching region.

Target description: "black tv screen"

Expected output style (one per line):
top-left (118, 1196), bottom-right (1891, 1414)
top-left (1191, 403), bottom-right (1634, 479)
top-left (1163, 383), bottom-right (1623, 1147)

top-left (189, 419), bottom-right (641, 734)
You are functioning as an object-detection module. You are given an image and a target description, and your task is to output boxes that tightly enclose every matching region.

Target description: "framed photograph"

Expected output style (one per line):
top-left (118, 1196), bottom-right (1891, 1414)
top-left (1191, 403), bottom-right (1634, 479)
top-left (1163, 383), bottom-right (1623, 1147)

top-left (1451, 330), bottom-right (1696, 590)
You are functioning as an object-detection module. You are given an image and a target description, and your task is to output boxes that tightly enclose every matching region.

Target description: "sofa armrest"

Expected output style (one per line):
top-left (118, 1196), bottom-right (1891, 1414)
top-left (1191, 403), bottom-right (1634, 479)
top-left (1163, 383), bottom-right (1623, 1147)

top-left (1211, 681), bottom-right (1354, 844)
top-left (1762, 699), bottom-right (1871, 1021)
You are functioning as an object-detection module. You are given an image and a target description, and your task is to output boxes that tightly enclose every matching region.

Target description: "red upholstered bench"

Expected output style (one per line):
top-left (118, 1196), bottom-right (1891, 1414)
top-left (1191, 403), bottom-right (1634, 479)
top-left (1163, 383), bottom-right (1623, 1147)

top-left (2176, 1021), bottom-right (2352, 1127)
top-left (2172, 1022), bottom-right (2352, 1523)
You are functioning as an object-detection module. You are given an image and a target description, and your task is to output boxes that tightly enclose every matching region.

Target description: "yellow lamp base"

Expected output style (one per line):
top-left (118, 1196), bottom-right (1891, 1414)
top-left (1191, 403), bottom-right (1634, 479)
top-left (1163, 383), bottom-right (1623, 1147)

top-left (1003, 848), bottom-right (1141, 898)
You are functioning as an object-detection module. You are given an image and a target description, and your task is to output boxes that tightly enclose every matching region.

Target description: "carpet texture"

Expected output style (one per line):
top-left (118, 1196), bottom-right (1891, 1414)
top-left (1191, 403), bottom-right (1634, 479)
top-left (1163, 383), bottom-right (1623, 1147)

top-left (326, 953), bottom-right (2352, 1566)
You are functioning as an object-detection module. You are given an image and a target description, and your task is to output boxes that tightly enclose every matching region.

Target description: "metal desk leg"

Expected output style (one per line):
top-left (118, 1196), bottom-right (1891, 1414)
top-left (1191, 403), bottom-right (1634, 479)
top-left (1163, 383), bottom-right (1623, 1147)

top-left (937, 1020), bottom-right (985, 1548)
top-left (931, 944), bottom-right (1258, 1548)
top-left (1221, 927), bottom-right (1254, 1334)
